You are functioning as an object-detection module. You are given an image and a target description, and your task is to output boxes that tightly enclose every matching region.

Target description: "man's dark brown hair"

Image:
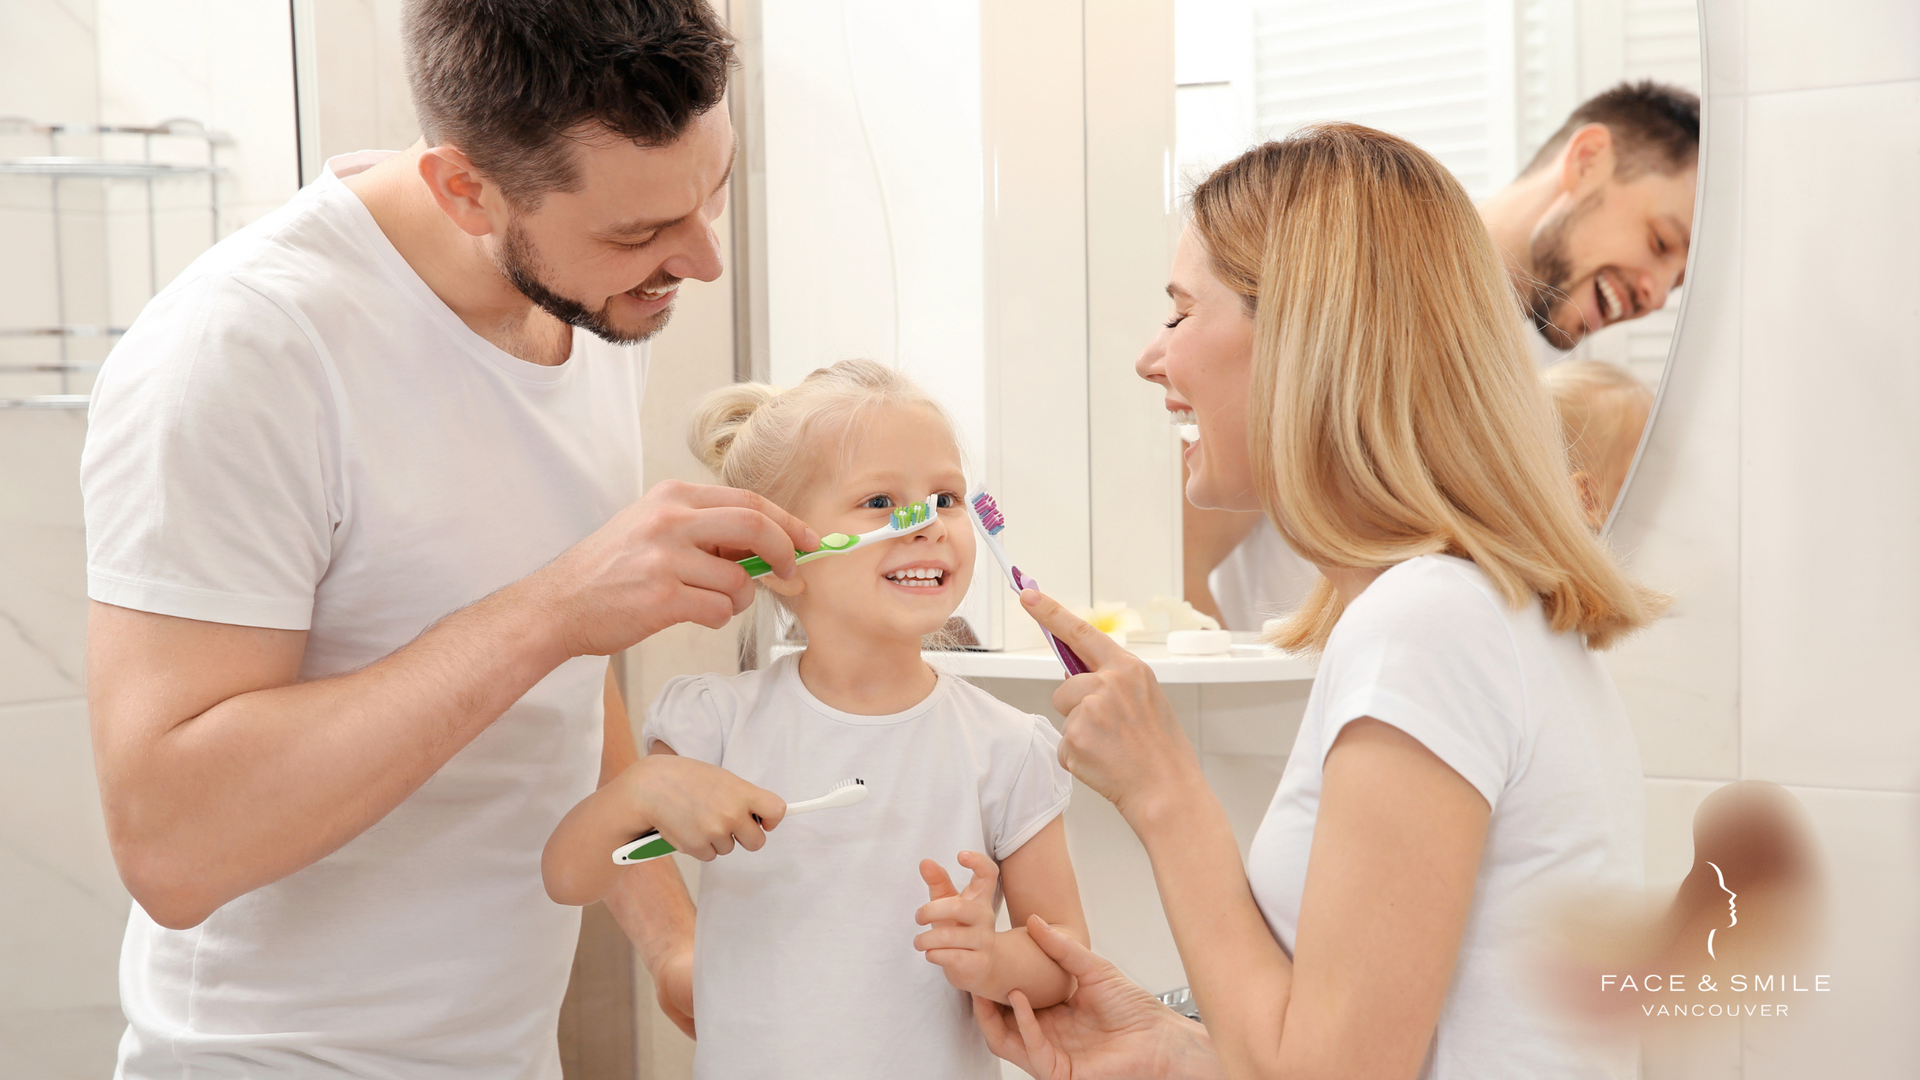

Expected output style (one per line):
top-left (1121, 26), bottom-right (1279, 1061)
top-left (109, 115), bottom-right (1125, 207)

top-left (404, 0), bottom-right (734, 207)
top-left (1521, 79), bottom-right (1700, 179)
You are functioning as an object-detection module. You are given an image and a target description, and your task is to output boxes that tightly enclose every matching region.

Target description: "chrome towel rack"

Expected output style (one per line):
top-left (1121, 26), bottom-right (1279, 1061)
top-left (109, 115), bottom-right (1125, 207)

top-left (0, 118), bottom-right (230, 411)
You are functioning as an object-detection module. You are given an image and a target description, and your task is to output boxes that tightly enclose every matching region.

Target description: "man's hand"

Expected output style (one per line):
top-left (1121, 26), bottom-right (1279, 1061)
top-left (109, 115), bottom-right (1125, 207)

top-left (526, 480), bottom-right (818, 658)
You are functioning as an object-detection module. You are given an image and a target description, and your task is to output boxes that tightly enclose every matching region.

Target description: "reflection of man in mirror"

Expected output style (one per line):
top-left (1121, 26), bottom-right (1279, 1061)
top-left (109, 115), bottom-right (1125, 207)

top-left (1478, 80), bottom-right (1700, 354)
top-left (1191, 81), bottom-right (1699, 630)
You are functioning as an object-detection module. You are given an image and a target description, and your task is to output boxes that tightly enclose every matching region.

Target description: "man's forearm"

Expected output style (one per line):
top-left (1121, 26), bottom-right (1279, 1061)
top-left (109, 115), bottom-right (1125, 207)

top-left (93, 581), bottom-right (570, 929)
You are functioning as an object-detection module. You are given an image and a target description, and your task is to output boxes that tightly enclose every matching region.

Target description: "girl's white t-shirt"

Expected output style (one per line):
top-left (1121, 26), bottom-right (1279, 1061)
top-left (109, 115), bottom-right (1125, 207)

top-left (1247, 555), bottom-right (1644, 1079)
top-left (81, 153), bottom-right (645, 1079)
top-left (642, 654), bottom-right (1072, 1080)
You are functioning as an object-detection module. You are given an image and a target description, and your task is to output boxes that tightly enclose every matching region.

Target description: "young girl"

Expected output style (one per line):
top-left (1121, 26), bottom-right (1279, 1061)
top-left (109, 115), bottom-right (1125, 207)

top-left (543, 359), bottom-right (1087, 1079)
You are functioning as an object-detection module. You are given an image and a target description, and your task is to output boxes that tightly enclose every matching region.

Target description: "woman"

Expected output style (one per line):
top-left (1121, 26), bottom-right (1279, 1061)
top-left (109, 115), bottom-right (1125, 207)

top-left (977, 124), bottom-right (1665, 1080)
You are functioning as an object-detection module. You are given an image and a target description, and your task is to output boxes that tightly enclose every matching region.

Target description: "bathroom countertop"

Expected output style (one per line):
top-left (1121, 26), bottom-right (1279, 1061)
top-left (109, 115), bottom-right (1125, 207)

top-left (775, 636), bottom-right (1317, 684)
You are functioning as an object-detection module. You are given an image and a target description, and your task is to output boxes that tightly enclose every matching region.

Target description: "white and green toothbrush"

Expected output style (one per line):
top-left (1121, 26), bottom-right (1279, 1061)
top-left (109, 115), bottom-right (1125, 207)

top-left (734, 498), bottom-right (939, 578)
top-left (612, 778), bottom-right (870, 864)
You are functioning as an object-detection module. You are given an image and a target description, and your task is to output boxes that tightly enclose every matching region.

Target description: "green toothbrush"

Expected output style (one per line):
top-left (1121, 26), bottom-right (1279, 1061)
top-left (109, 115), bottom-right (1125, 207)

top-left (735, 497), bottom-right (939, 578)
top-left (611, 778), bottom-right (869, 865)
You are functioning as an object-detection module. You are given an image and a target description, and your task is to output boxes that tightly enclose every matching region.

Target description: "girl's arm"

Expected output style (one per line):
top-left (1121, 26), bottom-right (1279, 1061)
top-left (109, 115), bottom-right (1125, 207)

top-left (914, 815), bottom-right (1089, 1008)
top-left (1131, 718), bottom-right (1488, 1080)
top-left (596, 671), bottom-right (699, 1036)
top-left (541, 730), bottom-right (789, 907)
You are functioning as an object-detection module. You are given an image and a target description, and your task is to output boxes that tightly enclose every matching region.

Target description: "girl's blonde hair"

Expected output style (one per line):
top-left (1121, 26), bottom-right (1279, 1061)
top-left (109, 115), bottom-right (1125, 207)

top-left (1542, 359), bottom-right (1655, 508)
top-left (688, 357), bottom-right (953, 513)
top-left (1189, 123), bottom-right (1666, 651)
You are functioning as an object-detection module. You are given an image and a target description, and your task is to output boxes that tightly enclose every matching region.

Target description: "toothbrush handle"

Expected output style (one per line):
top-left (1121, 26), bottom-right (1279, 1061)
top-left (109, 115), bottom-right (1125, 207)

top-left (612, 829), bottom-right (676, 865)
top-left (738, 547), bottom-right (833, 579)
top-left (738, 551), bottom-right (801, 579)
top-left (1012, 568), bottom-right (1091, 676)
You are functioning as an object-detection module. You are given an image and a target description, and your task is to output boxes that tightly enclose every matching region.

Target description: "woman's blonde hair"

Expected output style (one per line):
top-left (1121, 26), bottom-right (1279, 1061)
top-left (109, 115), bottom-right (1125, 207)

top-left (688, 357), bottom-right (954, 516)
top-left (1542, 359), bottom-right (1655, 509)
top-left (1189, 123), bottom-right (1666, 651)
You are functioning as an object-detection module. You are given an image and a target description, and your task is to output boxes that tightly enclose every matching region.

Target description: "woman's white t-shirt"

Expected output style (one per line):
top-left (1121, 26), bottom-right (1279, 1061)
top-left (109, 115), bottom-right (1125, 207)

top-left (642, 654), bottom-right (1072, 1080)
top-left (1247, 555), bottom-right (1644, 1079)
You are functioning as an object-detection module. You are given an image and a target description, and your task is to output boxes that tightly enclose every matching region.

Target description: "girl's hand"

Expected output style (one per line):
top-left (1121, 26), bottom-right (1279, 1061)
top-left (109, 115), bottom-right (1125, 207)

top-left (913, 853), bottom-right (1001, 994)
top-left (1018, 589), bottom-right (1206, 829)
top-left (622, 754), bottom-right (787, 861)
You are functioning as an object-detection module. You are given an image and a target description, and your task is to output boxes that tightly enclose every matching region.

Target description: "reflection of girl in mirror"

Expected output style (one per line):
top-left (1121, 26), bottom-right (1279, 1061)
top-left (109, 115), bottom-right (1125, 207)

top-left (1543, 360), bottom-right (1656, 530)
top-left (542, 360), bottom-right (1086, 1080)
top-left (978, 125), bottom-right (1668, 1080)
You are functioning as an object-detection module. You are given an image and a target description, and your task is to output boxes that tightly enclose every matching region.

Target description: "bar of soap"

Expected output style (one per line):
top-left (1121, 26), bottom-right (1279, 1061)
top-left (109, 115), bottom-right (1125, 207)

top-left (1166, 629), bottom-right (1232, 655)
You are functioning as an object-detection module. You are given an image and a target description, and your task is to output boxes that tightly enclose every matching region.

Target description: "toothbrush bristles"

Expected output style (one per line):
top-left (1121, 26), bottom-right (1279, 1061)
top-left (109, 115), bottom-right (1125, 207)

top-left (830, 777), bottom-right (864, 790)
top-left (970, 491), bottom-right (1005, 534)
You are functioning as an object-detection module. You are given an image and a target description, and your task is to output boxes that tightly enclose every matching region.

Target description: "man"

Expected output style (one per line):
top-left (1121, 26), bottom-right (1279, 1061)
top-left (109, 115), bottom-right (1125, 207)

top-left (82, 2), bottom-right (791, 1076)
top-left (1195, 80), bottom-right (1699, 630)
top-left (1479, 79), bottom-right (1699, 353)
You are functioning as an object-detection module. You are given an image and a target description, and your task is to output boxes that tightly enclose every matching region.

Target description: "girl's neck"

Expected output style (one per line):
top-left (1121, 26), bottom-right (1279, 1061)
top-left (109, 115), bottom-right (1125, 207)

top-left (795, 620), bottom-right (937, 716)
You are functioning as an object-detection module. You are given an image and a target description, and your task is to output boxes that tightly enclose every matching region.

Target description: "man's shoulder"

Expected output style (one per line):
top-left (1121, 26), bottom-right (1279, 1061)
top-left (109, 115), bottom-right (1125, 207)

top-left (159, 177), bottom-right (389, 325)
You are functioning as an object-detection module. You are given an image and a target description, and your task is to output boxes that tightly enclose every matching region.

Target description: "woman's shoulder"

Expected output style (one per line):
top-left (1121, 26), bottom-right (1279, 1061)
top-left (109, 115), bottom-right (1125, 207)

top-left (1335, 555), bottom-right (1514, 647)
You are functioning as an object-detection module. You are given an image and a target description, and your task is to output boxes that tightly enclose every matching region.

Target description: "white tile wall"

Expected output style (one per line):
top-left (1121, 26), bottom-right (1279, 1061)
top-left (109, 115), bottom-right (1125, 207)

top-left (0, 700), bottom-right (131, 1012)
top-left (1741, 788), bottom-right (1920, 1078)
top-left (1606, 2), bottom-right (1920, 1076)
top-left (1, 2), bottom-right (300, 1075)
top-left (1745, 0), bottom-right (1920, 95)
top-left (1738, 80), bottom-right (1920, 793)
top-left (0, 411), bottom-right (88, 705)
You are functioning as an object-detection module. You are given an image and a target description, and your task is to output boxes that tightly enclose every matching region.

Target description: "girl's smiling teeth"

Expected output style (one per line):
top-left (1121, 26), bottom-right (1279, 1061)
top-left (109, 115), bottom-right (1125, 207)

top-left (885, 566), bottom-right (947, 588)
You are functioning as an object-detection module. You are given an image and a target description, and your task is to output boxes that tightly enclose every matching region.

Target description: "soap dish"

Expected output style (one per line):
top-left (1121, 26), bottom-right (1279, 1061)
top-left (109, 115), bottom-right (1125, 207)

top-left (1166, 629), bottom-right (1233, 655)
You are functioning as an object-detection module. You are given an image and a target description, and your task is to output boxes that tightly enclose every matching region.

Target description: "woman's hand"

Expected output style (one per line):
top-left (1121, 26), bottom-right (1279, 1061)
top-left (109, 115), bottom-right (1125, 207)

top-left (973, 915), bottom-right (1223, 1080)
top-left (1019, 589), bottom-right (1206, 827)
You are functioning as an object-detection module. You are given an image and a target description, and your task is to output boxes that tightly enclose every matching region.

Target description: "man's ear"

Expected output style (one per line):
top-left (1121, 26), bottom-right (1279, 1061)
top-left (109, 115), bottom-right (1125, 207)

top-left (418, 146), bottom-right (501, 238)
top-left (1557, 123), bottom-right (1617, 196)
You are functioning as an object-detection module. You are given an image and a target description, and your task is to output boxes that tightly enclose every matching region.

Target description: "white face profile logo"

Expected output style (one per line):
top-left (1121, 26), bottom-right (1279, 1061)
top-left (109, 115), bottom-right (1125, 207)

top-left (1706, 860), bottom-right (1737, 959)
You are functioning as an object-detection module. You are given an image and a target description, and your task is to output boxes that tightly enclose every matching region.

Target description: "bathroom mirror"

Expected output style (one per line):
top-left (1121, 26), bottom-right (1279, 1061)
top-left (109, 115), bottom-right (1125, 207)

top-left (1176, 0), bottom-right (1704, 630)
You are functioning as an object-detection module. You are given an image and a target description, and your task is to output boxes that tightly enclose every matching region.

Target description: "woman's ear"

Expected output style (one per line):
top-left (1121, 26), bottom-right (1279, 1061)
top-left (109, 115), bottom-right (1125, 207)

top-left (1570, 471), bottom-right (1605, 531)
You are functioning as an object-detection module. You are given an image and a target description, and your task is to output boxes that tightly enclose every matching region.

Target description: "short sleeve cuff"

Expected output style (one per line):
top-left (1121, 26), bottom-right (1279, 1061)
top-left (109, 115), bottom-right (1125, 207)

top-left (990, 718), bottom-right (1074, 861)
top-left (1320, 687), bottom-right (1507, 810)
top-left (88, 568), bottom-right (314, 630)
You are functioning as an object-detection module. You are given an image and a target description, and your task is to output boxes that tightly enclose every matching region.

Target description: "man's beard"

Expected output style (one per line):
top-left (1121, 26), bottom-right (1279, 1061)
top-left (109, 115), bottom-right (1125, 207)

top-left (1521, 188), bottom-right (1602, 351)
top-left (496, 221), bottom-right (676, 346)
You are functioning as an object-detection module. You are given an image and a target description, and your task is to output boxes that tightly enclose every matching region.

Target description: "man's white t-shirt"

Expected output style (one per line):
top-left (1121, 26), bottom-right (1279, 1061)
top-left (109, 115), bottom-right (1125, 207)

top-left (1247, 555), bottom-right (1643, 1079)
top-left (81, 152), bottom-right (647, 1080)
top-left (1207, 518), bottom-right (1318, 632)
top-left (641, 654), bottom-right (1073, 1080)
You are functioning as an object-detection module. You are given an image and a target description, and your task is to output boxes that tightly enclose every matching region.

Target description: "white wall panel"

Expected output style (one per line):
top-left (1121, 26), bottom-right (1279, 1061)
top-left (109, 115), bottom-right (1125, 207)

top-left (1602, 87), bottom-right (1741, 781)
top-left (1739, 80), bottom-right (1920, 793)
top-left (1745, 0), bottom-right (1920, 96)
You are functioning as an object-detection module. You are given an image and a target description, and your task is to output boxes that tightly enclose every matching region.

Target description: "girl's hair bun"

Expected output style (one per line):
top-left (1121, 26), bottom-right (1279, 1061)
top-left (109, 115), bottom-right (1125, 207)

top-left (685, 359), bottom-right (959, 517)
top-left (688, 381), bottom-right (781, 473)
